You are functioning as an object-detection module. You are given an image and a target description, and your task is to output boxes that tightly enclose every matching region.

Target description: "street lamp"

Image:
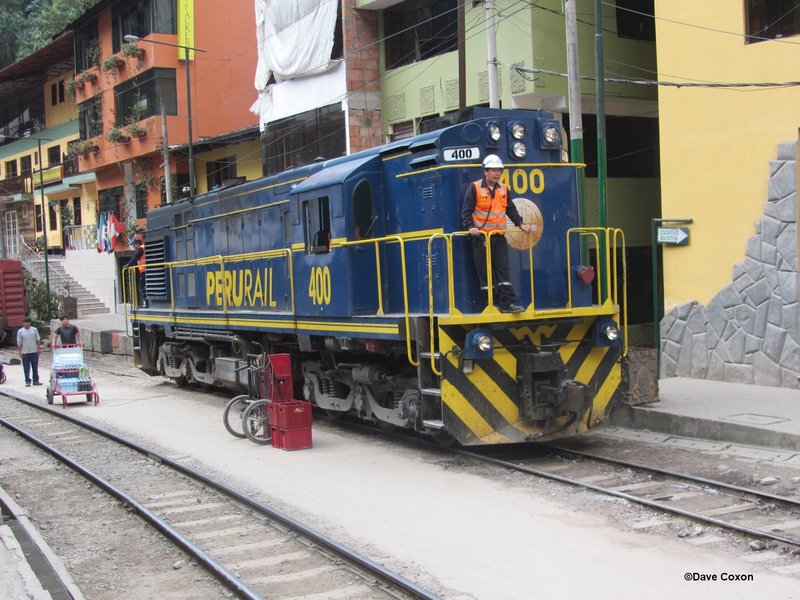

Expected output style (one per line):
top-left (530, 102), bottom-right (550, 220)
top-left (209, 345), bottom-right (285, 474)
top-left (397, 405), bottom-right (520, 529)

top-left (124, 34), bottom-right (206, 197)
top-left (0, 134), bottom-right (53, 322)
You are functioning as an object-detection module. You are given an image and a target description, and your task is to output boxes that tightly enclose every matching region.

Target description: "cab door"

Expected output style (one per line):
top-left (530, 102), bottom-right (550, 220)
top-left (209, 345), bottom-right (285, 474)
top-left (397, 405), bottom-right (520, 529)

top-left (293, 185), bottom-right (350, 318)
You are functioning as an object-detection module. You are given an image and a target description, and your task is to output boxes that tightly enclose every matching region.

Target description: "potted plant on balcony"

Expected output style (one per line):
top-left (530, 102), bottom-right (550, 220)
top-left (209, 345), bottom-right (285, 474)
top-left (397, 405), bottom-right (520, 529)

top-left (102, 55), bottom-right (125, 72)
top-left (106, 127), bottom-right (130, 144)
top-left (125, 122), bottom-right (147, 139)
top-left (121, 42), bottom-right (145, 63)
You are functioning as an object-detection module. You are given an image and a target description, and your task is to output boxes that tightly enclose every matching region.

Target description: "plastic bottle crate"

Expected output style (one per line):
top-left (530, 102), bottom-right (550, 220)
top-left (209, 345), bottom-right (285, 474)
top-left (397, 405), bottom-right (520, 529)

top-left (272, 426), bottom-right (312, 451)
top-left (268, 401), bottom-right (312, 430)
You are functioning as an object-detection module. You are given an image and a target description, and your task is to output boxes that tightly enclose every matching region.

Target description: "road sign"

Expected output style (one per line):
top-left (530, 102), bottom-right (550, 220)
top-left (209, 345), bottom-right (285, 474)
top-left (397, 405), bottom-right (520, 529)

top-left (657, 226), bottom-right (689, 245)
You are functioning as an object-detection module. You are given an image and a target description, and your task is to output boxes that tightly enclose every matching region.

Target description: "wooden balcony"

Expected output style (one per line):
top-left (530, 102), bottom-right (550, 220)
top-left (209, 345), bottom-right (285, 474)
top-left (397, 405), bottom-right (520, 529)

top-left (0, 173), bottom-right (32, 196)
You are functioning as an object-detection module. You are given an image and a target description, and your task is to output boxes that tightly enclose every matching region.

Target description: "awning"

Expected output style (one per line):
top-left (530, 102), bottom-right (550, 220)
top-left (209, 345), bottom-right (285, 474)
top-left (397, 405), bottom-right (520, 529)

top-left (40, 183), bottom-right (80, 196)
top-left (63, 172), bottom-right (96, 186)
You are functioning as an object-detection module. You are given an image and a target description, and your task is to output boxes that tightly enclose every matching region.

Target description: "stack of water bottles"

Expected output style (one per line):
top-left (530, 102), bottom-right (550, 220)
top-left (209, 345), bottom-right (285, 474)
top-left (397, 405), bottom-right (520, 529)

top-left (53, 350), bottom-right (91, 394)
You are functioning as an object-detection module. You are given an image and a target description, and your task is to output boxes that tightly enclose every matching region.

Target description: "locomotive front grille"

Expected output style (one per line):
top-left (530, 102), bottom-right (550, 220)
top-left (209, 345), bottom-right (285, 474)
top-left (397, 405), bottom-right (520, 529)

top-left (144, 238), bottom-right (168, 300)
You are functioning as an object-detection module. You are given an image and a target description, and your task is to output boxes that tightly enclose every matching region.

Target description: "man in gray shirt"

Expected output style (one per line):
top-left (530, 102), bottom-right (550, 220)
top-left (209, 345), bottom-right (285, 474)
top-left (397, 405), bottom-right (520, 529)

top-left (16, 316), bottom-right (42, 387)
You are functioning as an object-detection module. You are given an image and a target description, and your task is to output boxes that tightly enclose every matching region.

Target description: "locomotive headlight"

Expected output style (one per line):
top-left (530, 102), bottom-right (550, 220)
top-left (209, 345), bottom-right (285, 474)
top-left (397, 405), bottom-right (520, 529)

top-left (602, 323), bottom-right (619, 342)
top-left (512, 141), bottom-right (527, 158)
top-left (540, 121), bottom-right (562, 149)
top-left (463, 327), bottom-right (494, 359)
top-left (488, 122), bottom-right (501, 143)
top-left (476, 334), bottom-right (493, 352)
top-left (511, 122), bottom-right (526, 140)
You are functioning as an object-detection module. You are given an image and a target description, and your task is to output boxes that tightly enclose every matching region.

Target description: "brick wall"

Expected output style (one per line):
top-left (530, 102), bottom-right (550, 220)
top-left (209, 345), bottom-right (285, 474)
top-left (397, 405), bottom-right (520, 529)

top-left (343, 1), bottom-right (382, 153)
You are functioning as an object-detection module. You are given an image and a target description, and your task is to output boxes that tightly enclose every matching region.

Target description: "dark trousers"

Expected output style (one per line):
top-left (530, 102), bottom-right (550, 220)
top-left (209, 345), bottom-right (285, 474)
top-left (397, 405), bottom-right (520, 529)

top-left (21, 352), bottom-right (40, 384)
top-left (471, 234), bottom-right (516, 308)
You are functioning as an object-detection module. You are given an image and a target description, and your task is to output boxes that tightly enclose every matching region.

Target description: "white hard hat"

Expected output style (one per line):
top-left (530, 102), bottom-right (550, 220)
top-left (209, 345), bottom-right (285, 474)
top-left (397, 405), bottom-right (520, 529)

top-left (482, 154), bottom-right (504, 169)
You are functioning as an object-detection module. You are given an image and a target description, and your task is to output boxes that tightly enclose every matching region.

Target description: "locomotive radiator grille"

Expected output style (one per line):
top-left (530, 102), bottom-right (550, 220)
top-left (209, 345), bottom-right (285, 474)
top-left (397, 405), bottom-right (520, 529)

top-left (144, 238), bottom-right (168, 299)
top-left (436, 318), bottom-right (623, 445)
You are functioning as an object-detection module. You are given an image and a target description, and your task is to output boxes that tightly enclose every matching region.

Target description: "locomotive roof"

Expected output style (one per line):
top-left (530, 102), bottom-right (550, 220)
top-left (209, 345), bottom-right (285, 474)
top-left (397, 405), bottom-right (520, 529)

top-left (291, 154), bottom-right (381, 194)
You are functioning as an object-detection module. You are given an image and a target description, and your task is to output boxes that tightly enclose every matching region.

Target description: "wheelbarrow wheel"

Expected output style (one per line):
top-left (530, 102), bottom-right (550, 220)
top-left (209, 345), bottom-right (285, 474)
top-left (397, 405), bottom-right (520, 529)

top-left (242, 400), bottom-right (271, 445)
top-left (46, 386), bottom-right (54, 405)
top-left (223, 394), bottom-right (250, 439)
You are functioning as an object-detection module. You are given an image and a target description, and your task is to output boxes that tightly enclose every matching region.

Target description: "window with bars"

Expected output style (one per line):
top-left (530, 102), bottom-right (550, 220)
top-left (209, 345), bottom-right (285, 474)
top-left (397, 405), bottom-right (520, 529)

top-left (264, 103), bottom-right (345, 176)
top-left (99, 186), bottom-right (124, 217)
top-left (384, 0), bottom-right (458, 70)
top-left (206, 157), bottom-right (237, 190)
top-left (79, 96), bottom-right (103, 140)
top-left (745, 0), bottom-right (800, 43)
top-left (110, 0), bottom-right (176, 53)
top-left (114, 68), bottom-right (177, 126)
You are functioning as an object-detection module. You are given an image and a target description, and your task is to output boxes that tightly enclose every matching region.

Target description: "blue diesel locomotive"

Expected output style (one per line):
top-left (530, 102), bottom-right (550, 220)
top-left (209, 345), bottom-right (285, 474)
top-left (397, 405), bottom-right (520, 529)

top-left (129, 108), bottom-right (628, 445)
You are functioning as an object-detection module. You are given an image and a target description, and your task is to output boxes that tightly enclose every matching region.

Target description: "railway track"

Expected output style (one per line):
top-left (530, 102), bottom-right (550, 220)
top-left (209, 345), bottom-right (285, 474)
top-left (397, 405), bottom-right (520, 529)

top-left (0, 393), bottom-right (438, 600)
top-left (460, 443), bottom-right (800, 556)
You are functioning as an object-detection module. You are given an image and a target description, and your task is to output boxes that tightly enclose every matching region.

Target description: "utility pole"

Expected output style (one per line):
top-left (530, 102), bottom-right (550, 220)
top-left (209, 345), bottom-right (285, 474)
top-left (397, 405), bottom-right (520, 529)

top-left (565, 0), bottom-right (587, 239)
top-left (486, 0), bottom-right (500, 108)
top-left (458, 0), bottom-right (466, 109)
top-left (161, 103), bottom-right (173, 205)
top-left (594, 0), bottom-right (609, 301)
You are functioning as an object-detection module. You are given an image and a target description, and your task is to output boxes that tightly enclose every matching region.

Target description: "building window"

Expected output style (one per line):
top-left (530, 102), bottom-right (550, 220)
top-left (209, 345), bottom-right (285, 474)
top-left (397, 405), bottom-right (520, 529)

top-left (49, 203), bottom-right (58, 231)
top-left (75, 19), bottom-right (99, 72)
top-left (304, 196), bottom-right (331, 254)
top-left (746, 0), bottom-right (800, 43)
top-left (4, 160), bottom-right (17, 178)
top-left (51, 83), bottom-right (58, 107)
top-left (34, 205), bottom-right (42, 233)
top-left (99, 186), bottom-right (124, 217)
top-left (615, 0), bottom-right (655, 41)
top-left (4, 210), bottom-right (18, 256)
top-left (111, 0), bottom-right (177, 53)
top-left (79, 96), bottom-right (103, 140)
top-left (47, 145), bottom-right (61, 166)
top-left (206, 157), bottom-right (237, 190)
top-left (115, 68), bottom-right (177, 125)
top-left (135, 183), bottom-right (148, 219)
top-left (264, 103), bottom-right (345, 175)
top-left (20, 155), bottom-right (31, 176)
top-left (384, 0), bottom-right (458, 70)
top-left (72, 197), bottom-right (82, 226)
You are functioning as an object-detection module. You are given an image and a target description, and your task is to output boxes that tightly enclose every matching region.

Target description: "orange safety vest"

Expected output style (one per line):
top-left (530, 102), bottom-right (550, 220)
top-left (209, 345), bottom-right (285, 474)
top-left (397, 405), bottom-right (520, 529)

top-left (137, 248), bottom-right (146, 273)
top-left (471, 180), bottom-right (509, 233)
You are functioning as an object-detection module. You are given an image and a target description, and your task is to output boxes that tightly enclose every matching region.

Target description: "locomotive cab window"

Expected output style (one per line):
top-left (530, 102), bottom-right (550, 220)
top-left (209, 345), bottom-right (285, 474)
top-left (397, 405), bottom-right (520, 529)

top-left (304, 196), bottom-right (331, 254)
top-left (352, 180), bottom-right (374, 240)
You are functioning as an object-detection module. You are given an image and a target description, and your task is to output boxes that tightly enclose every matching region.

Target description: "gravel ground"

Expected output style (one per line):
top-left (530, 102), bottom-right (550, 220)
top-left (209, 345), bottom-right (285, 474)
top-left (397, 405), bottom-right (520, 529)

top-left (1, 349), bottom-right (799, 600)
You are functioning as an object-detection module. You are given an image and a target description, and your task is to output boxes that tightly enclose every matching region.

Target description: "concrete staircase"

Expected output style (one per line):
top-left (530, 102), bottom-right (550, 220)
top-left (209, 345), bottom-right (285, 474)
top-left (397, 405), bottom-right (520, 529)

top-left (47, 258), bottom-right (110, 317)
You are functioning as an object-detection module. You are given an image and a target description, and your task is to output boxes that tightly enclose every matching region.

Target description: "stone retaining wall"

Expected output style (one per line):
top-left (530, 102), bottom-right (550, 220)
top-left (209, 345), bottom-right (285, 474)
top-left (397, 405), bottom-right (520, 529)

top-left (660, 141), bottom-right (799, 388)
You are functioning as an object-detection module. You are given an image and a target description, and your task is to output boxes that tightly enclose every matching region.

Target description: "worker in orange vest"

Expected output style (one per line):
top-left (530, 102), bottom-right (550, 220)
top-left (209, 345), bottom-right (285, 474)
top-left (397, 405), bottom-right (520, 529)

top-left (461, 154), bottom-right (531, 313)
top-left (124, 237), bottom-right (147, 308)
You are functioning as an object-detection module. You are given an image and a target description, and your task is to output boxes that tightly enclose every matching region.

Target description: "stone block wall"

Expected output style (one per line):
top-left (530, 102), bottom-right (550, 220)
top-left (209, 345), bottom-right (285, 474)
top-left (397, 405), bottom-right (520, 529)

top-left (660, 141), bottom-right (799, 388)
top-left (64, 249), bottom-right (117, 309)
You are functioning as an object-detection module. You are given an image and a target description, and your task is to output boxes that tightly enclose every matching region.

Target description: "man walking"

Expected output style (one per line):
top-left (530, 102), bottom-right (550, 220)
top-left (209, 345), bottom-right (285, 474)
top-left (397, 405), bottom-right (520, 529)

top-left (17, 316), bottom-right (42, 387)
top-left (52, 315), bottom-right (83, 346)
top-left (461, 154), bottom-right (531, 313)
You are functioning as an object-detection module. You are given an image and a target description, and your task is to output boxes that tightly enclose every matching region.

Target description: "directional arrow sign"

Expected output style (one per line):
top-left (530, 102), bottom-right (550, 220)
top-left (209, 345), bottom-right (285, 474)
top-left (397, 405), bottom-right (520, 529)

top-left (657, 226), bottom-right (690, 245)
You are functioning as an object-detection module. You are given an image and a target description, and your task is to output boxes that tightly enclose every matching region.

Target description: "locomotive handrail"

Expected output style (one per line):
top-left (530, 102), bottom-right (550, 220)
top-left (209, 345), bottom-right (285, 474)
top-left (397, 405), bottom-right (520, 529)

top-left (611, 228), bottom-right (628, 355)
top-left (341, 234), bottom-right (415, 366)
top-left (565, 230), bottom-right (602, 308)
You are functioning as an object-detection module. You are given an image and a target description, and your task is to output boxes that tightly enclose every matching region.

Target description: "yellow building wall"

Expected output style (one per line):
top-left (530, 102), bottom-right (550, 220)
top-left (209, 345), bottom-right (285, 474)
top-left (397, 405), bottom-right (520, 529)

top-left (656, 0), bottom-right (800, 311)
top-left (195, 140), bottom-right (262, 194)
top-left (43, 72), bottom-right (76, 129)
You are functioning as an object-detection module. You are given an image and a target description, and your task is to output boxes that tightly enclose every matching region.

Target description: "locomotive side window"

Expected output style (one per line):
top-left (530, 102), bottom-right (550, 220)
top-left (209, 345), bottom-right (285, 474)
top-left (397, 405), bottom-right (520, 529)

top-left (352, 180), bottom-right (373, 240)
top-left (303, 196), bottom-right (331, 254)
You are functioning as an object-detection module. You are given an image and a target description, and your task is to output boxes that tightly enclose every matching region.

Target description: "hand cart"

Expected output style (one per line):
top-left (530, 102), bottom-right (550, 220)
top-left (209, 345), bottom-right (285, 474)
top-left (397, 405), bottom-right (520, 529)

top-left (46, 344), bottom-right (100, 408)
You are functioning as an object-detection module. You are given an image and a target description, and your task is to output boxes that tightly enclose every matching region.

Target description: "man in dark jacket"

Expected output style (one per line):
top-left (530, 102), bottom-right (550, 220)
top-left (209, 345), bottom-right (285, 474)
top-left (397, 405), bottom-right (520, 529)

top-left (461, 154), bottom-right (531, 313)
top-left (125, 238), bottom-right (147, 308)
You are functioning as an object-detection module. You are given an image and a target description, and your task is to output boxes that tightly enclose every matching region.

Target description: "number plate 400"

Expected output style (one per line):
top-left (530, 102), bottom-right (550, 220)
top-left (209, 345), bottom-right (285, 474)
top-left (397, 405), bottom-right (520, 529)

top-left (308, 266), bottom-right (331, 305)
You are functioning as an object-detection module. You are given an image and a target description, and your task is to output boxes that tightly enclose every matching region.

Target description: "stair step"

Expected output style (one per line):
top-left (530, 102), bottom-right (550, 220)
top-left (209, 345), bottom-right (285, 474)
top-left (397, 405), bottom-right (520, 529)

top-left (78, 307), bottom-right (110, 316)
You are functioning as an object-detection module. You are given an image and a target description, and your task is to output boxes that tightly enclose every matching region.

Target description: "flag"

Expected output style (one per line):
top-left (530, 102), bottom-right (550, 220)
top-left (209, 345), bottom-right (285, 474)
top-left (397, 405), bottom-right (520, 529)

top-left (96, 212), bottom-right (106, 253)
top-left (107, 213), bottom-right (128, 253)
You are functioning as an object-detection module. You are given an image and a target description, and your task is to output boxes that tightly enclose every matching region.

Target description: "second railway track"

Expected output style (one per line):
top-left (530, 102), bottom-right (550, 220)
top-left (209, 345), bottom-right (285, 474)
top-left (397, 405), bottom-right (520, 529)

top-left (0, 393), bottom-right (438, 600)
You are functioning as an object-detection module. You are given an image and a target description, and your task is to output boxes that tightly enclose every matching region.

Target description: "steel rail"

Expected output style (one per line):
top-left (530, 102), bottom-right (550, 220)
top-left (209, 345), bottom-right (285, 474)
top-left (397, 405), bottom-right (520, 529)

top-left (0, 417), bottom-right (262, 600)
top-left (544, 444), bottom-right (800, 508)
top-left (454, 447), bottom-right (800, 548)
top-left (1, 392), bottom-right (439, 600)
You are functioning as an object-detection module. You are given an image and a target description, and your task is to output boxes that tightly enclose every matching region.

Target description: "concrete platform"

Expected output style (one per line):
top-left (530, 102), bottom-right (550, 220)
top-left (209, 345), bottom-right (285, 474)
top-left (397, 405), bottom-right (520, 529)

top-left (612, 377), bottom-right (800, 452)
top-left (61, 313), bottom-right (800, 452)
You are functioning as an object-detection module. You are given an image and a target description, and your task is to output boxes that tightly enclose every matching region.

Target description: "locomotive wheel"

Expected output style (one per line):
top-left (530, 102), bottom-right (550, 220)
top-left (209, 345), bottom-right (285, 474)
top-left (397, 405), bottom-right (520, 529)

top-left (223, 395), bottom-right (250, 438)
top-left (46, 386), bottom-right (54, 405)
top-left (431, 428), bottom-right (458, 447)
top-left (242, 400), bottom-right (271, 445)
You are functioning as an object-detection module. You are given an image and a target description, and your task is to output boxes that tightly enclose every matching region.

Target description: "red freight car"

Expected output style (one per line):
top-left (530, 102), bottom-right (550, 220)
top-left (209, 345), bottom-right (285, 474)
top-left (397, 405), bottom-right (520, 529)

top-left (0, 260), bottom-right (26, 346)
